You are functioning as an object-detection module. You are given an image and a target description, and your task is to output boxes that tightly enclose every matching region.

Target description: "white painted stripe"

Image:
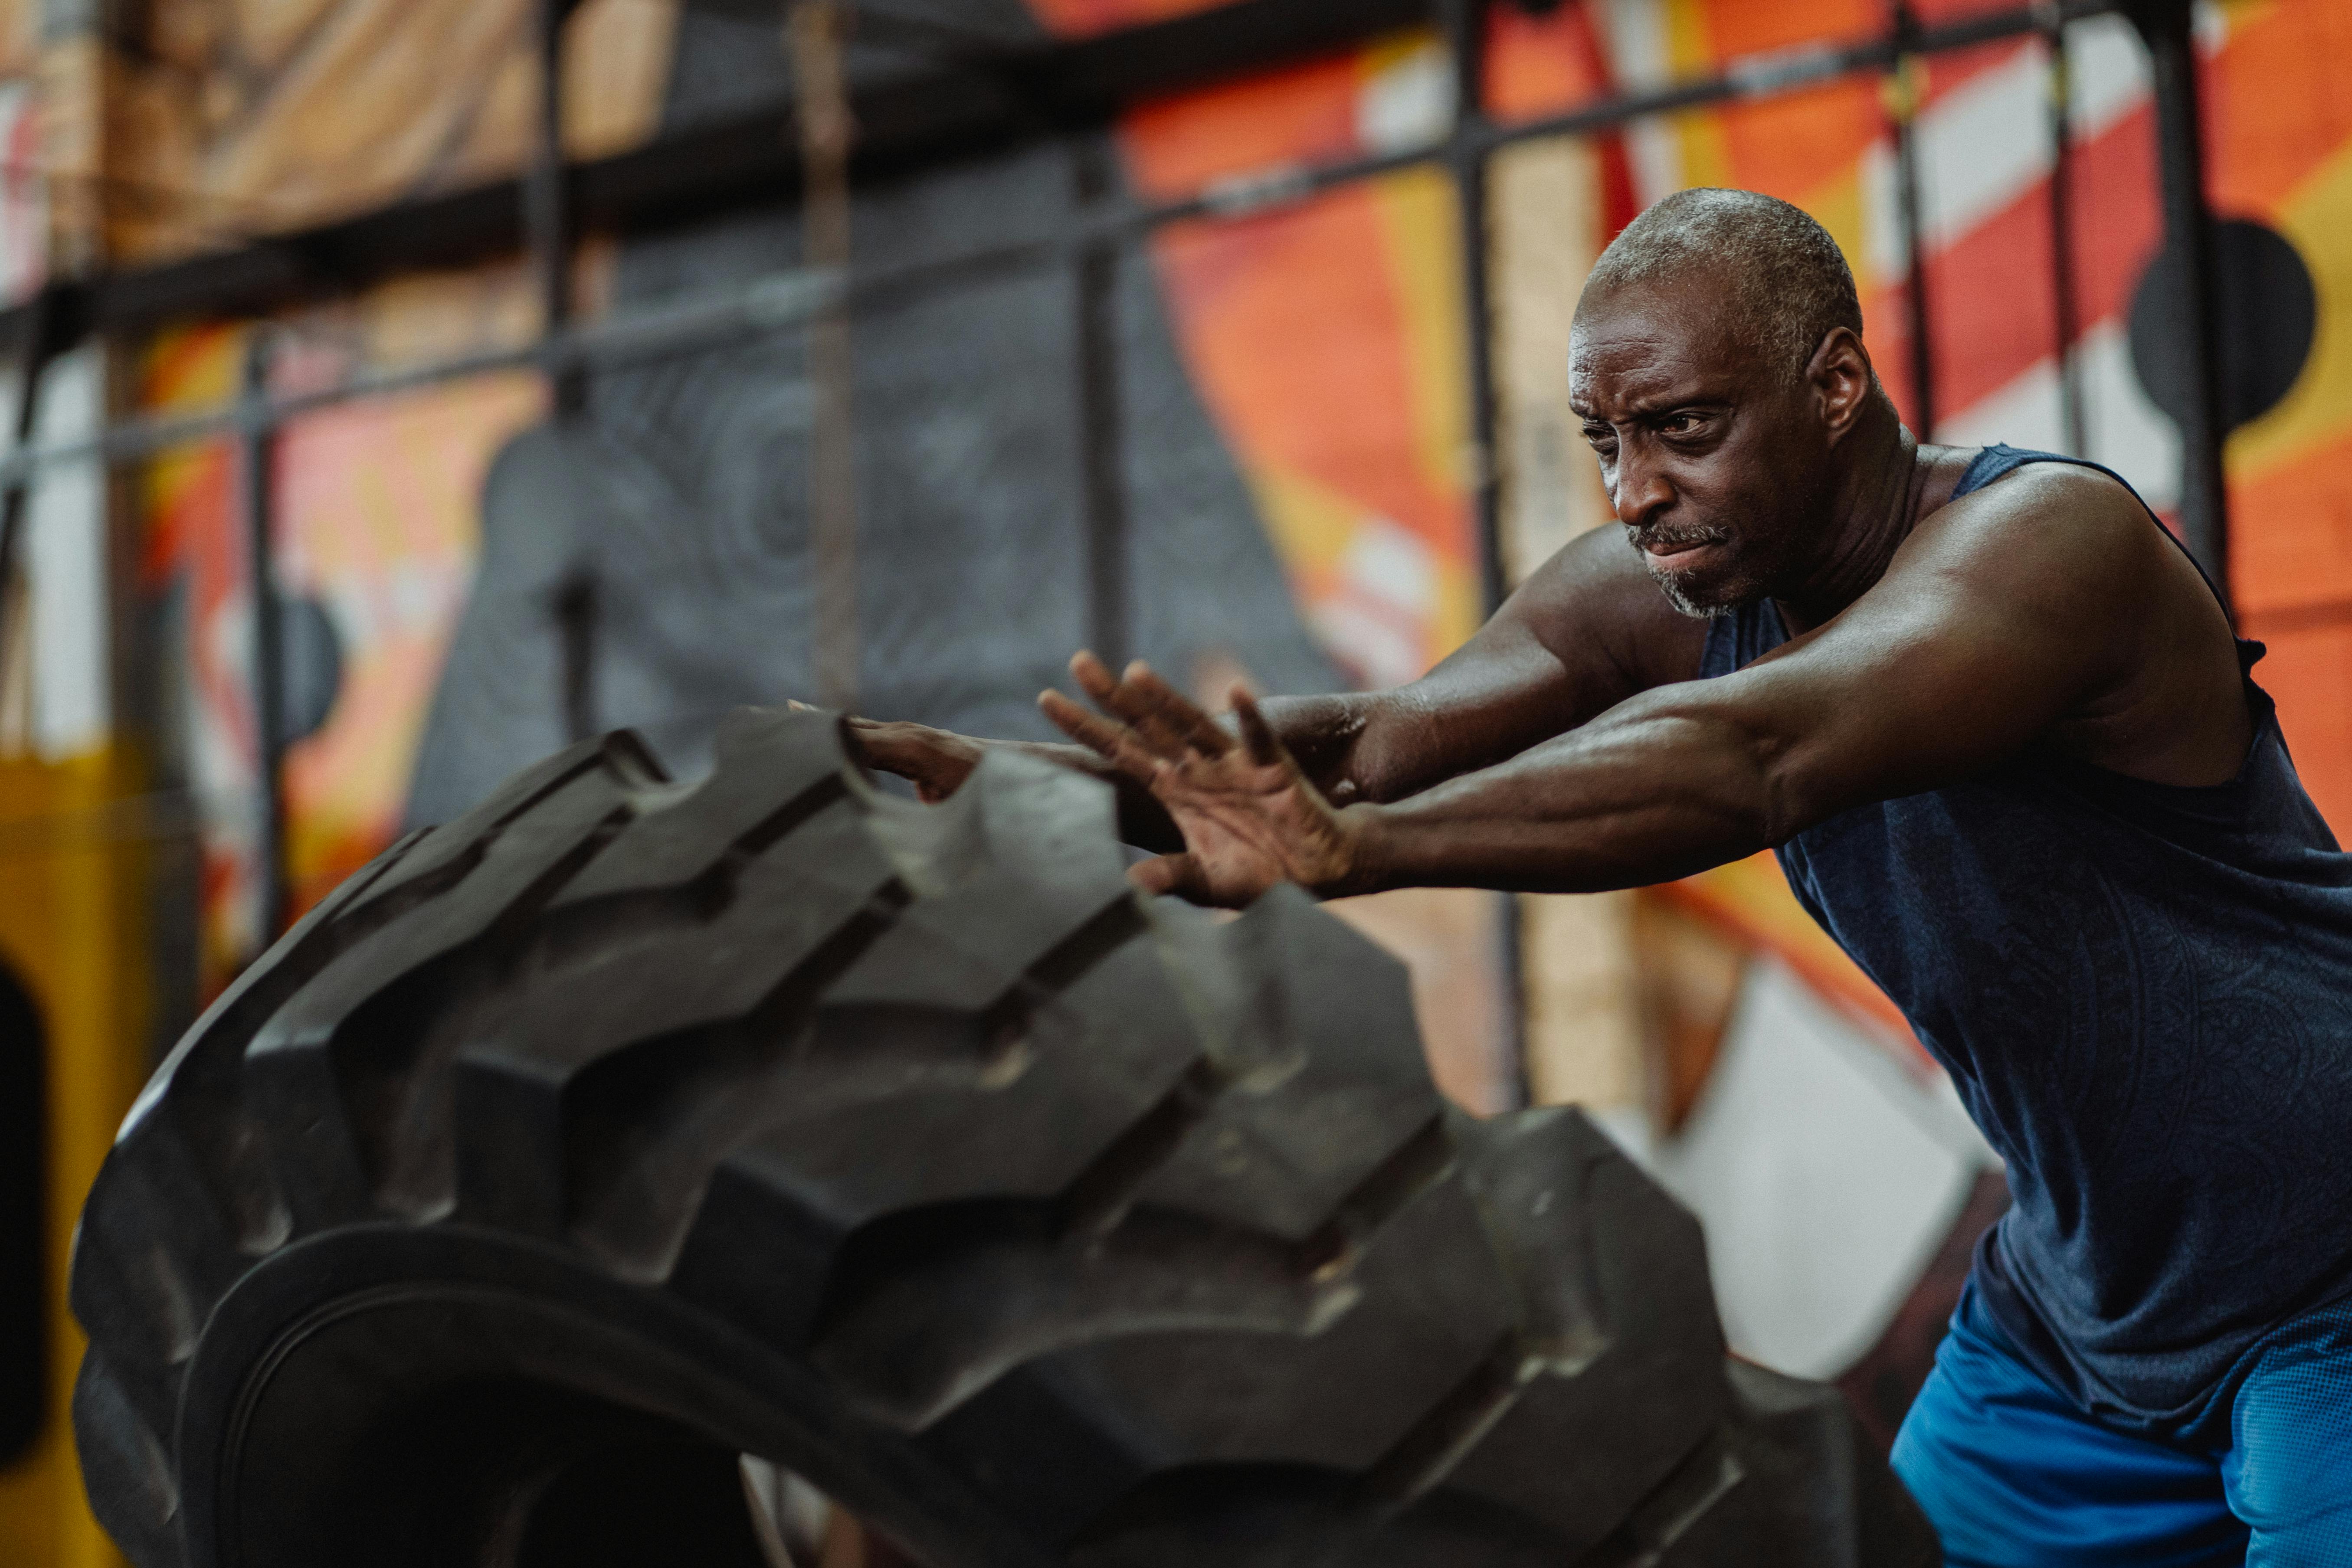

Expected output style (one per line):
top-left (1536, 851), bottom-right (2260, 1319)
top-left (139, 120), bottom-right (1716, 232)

top-left (1936, 349), bottom-right (2070, 455)
top-left (1599, 0), bottom-right (1687, 206)
top-left (24, 344), bottom-right (109, 761)
top-left (1592, 6), bottom-right (2153, 255)
top-left (1937, 317), bottom-right (2183, 511)
top-left (1595, 959), bottom-right (1994, 1380)
top-left (1862, 14), bottom-right (2151, 286)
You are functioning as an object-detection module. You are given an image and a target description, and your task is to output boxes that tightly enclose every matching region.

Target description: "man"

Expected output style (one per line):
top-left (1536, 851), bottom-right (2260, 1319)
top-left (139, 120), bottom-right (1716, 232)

top-left (854, 188), bottom-right (2352, 1564)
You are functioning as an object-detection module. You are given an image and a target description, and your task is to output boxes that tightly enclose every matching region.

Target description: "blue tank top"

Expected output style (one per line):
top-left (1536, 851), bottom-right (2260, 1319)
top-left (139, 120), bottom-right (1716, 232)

top-left (1698, 445), bottom-right (2352, 1437)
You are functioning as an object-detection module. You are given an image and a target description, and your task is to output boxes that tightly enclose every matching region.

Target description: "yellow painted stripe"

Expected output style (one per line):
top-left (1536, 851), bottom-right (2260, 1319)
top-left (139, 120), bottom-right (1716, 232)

top-left (1664, 0), bottom-right (1735, 189)
top-left (1363, 160), bottom-right (1484, 655)
top-left (2230, 137), bottom-right (2352, 480)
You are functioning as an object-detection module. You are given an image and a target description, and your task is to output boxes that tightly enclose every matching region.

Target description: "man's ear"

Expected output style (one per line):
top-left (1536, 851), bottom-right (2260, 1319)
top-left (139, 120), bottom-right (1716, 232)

top-left (1808, 326), bottom-right (1874, 443)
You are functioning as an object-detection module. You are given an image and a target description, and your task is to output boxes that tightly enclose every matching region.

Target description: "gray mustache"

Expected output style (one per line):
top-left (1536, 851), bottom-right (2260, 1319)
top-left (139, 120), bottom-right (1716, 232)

top-left (1630, 527), bottom-right (1730, 552)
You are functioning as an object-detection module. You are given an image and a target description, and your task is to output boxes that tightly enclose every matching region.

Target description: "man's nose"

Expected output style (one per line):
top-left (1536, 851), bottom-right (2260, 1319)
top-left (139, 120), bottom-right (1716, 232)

top-left (1612, 443), bottom-right (1674, 527)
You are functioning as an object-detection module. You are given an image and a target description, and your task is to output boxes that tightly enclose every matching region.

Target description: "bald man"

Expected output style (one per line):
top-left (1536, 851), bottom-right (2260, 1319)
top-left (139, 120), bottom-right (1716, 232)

top-left (856, 188), bottom-right (2352, 1565)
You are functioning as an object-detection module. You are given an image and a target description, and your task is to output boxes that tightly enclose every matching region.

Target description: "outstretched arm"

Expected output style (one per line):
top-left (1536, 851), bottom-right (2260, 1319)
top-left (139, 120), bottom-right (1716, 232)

top-left (1055, 469), bottom-right (2218, 903)
top-left (855, 524), bottom-right (1702, 845)
top-left (1254, 524), bottom-right (1705, 803)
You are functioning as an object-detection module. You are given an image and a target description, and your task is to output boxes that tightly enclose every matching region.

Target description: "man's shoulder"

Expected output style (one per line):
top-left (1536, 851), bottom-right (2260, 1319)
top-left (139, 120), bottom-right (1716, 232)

top-left (1897, 453), bottom-right (2177, 602)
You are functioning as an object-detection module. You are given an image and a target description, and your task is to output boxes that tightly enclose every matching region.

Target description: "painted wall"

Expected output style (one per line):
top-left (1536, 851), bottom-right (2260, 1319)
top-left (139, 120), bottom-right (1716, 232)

top-left (11, 0), bottom-right (2352, 1554)
top-left (127, 0), bottom-right (2352, 1250)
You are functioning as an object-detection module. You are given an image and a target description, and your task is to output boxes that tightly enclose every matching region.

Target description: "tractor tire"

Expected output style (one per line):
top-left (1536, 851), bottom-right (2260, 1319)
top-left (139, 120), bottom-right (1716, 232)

top-left (72, 707), bottom-right (1939, 1568)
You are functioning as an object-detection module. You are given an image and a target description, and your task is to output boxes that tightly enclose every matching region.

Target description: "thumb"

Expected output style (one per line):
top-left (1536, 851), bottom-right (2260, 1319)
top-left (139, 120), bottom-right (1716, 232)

top-left (1128, 851), bottom-right (1212, 903)
top-left (1230, 688), bottom-right (1288, 767)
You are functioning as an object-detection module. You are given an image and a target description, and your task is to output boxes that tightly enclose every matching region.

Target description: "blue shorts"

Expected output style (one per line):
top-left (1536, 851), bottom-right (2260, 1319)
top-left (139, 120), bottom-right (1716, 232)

top-left (1891, 1284), bottom-right (2352, 1566)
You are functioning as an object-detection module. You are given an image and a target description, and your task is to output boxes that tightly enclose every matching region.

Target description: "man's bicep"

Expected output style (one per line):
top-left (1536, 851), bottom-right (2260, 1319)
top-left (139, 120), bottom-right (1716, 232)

top-left (1309, 527), bottom-right (1703, 802)
top-left (1718, 542), bottom-right (2124, 833)
top-left (1414, 529), bottom-right (1699, 726)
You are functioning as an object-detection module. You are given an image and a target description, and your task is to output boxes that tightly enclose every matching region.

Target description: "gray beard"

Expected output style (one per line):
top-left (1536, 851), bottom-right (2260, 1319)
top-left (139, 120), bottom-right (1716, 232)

top-left (1650, 568), bottom-right (1739, 620)
top-left (1661, 585), bottom-right (1735, 619)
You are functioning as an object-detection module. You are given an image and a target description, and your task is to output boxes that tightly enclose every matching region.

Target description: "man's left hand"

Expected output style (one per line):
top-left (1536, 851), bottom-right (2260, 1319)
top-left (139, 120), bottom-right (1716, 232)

top-left (1039, 652), bottom-right (1365, 907)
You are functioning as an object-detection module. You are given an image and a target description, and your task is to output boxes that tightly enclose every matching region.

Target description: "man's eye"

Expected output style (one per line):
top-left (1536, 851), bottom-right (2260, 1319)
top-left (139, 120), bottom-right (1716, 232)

top-left (1581, 426), bottom-right (1616, 449)
top-left (1658, 413), bottom-right (1703, 435)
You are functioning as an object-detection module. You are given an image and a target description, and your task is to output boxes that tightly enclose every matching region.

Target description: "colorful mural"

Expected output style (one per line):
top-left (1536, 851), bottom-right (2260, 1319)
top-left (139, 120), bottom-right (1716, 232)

top-left (1025, 0), bottom-right (2352, 1070)
top-left (140, 315), bottom-right (542, 990)
top-left (115, 0), bottom-right (2352, 1047)
top-left (1113, 41), bottom-right (1482, 689)
top-left (111, 0), bottom-right (678, 263)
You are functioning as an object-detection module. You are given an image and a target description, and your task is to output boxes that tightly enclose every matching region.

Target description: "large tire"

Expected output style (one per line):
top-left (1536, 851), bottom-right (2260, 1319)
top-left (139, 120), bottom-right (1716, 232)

top-left (72, 708), bottom-right (1938, 1568)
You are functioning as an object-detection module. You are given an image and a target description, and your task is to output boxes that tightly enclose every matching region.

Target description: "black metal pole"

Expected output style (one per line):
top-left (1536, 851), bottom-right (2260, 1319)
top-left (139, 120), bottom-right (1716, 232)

top-left (1073, 140), bottom-right (1131, 669)
top-left (0, 287), bottom-right (62, 677)
top-left (2126, 0), bottom-right (2228, 600)
top-left (1438, 0), bottom-right (1525, 1105)
top-left (790, 0), bottom-right (862, 714)
top-left (2046, 19), bottom-right (2087, 458)
top-left (1889, 4), bottom-right (1937, 439)
top-left (1442, 0), bottom-right (1507, 619)
top-left (529, 0), bottom-right (586, 417)
top-left (242, 331), bottom-right (289, 945)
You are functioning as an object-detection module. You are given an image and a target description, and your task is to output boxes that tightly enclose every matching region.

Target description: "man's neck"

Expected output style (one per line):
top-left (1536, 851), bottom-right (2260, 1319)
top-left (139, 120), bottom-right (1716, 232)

top-left (1775, 411), bottom-right (1941, 634)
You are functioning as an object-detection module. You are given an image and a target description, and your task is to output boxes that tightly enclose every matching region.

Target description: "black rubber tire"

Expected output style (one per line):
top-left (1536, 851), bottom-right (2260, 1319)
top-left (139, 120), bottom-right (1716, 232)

top-left (72, 708), bottom-right (1939, 1568)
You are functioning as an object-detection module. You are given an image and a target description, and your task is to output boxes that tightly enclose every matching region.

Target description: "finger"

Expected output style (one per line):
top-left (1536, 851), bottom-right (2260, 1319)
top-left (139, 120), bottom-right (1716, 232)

top-left (1128, 852), bottom-right (1213, 903)
top-left (1039, 690), bottom-right (1163, 782)
top-left (1123, 663), bottom-right (1234, 757)
top-left (1039, 688), bottom-right (1122, 755)
top-left (1070, 649), bottom-right (1120, 704)
top-left (1070, 652), bottom-right (1191, 759)
top-left (1231, 688), bottom-right (1287, 768)
top-left (842, 720), bottom-right (907, 771)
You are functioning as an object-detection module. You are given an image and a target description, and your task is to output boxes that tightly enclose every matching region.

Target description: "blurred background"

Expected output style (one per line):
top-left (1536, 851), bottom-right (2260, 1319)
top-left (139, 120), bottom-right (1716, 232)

top-left (0, 0), bottom-right (2344, 1558)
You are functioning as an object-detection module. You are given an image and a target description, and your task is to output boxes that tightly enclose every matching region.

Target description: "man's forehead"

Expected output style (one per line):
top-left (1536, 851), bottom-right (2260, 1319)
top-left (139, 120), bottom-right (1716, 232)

top-left (1570, 282), bottom-right (1757, 402)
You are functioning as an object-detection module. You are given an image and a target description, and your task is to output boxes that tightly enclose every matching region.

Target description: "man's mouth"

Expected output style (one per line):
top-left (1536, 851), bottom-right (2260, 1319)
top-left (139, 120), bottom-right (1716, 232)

top-left (1639, 534), bottom-right (1726, 565)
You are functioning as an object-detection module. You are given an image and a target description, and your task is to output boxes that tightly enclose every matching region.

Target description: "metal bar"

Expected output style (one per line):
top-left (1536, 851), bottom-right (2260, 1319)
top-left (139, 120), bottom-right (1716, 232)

top-left (1072, 140), bottom-right (1130, 668)
top-left (1444, 0), bottom-right (1507, 621)
top-left (1888, 7), bottom-right (1936, 439)
top-left (0, 0), bottom-right (2127, 487)
top-left (2127, 0), bottom-right (2227, 599)
top-left (554, 570), bottom-right (598, 741)
top-left (2045, 18), bottom-right (2087, 458)
top-left (0, 287), bottom-right (61, 686)
top-left (0, 0), bottom-right (2116, 352)
top-left (791, 1), bottom-right (862, 712)
top-left (241, 331), bottom-right (289, 944)
top-left (528, 0), bottom-right (586, 416)
top-left (1438, 0), bottom-right (1527, 1107)
top-left (0, 0), bottom-right (1434, 347)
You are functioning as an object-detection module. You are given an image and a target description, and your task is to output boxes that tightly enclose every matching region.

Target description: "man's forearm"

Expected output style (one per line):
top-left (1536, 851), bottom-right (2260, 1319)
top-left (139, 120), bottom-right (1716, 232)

top-left (1337, 702), bottom-right (1777, 895)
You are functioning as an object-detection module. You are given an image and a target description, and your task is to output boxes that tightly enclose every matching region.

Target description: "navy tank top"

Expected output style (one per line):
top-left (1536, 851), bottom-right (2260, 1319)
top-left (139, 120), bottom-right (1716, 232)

top-left (1698, 445), bottom-right (2352, 1437)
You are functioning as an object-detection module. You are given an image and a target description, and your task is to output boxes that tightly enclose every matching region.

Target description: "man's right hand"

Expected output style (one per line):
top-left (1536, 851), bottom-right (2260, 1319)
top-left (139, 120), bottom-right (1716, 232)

top-left (816, 701), bottom-right (1187, 854)
top-left (842, 717), bottom-right (983, 803)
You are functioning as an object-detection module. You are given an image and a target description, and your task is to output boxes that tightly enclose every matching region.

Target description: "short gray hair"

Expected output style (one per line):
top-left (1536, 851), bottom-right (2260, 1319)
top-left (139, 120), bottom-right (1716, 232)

top-left (1581, 188), bottom-right (1864, 382)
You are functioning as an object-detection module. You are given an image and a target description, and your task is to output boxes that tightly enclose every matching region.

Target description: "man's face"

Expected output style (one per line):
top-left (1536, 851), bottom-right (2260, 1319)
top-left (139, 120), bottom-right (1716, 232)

top-left (1569, 275), bottom-right (1834, 617)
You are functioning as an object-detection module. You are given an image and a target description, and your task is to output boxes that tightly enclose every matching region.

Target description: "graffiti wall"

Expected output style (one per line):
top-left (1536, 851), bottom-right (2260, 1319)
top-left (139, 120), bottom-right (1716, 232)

top-left (1034, 0), bottom-right (2352, 1098)
top-left (139, 307), bottom-right (544, 989)
top-left (120, 0), bottom-right (2352, 1074)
